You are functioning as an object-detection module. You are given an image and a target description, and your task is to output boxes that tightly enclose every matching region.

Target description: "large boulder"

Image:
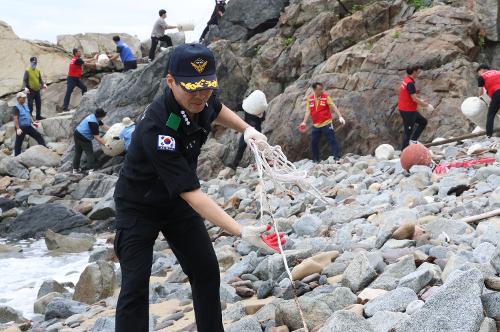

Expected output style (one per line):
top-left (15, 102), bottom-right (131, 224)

top-left (16, 145), bottom-right (61, 168)
top-left (34, 292), bottom-right (62, 314)
top-left (71, 173), bottom-right (118, 200)
top-left (2, 203), bottom-right (91, 239)
top-left (73, 261), bottom-right (116, 304)
top-left (393, 268), bottom-right (484, 332)
top-left (218, 0), bottom-right (289, 42)
top-left (0, 157), bottom-right (29, 179)
top-left (474, 0), bottom-right (499, 41)
top-left (37, 279), bottom-right (68, 299)
top-left (0, 305), bottom-right (26, 324)
top-left (0, 20), bottom-right (70, 96)
top-left (40, 113), bottom-right (74, 140)
top-left (44, 298), bottom-right (87, 320)
top-left (44, 229), bottom-right (96, 253)
top-left (87, 190), bottom-right (116, 220)
top-left (57, 33), bottom-right (141, 58)
top-left (261, 5), bottom-right (480, 161)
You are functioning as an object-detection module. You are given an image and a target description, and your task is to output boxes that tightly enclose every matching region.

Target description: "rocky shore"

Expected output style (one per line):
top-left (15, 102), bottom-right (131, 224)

top-left (0, 136), bottom-right (499, 331)
top-left (0, 0), bottom-right (500, 330)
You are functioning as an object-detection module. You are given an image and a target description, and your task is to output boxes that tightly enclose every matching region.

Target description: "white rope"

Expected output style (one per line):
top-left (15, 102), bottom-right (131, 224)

top-left (248, 139), bottom-right (328, 332)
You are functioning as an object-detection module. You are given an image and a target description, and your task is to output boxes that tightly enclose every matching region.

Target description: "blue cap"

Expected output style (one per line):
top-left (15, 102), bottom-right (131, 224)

top-left (168, 43), bottom-right (218, 92)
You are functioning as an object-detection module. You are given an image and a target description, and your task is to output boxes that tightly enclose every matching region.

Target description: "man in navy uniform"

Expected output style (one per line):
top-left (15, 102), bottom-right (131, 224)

top-left (113, 43), bottom-right (284, 332)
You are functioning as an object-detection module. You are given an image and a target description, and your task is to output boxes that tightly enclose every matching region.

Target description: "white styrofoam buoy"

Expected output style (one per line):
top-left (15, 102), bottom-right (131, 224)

top-left (102, 122), bottom-right (125, 156)
top-left (177, 23), bottom-right (195, 32)
top-left (242, 90), bottom-right (268, 117)
top-left (96, 54), bottom-right (110, 69)
top-left (460, 96), bottom-right (500, 131)
top-left (374, 144), bottom-right (395, 160)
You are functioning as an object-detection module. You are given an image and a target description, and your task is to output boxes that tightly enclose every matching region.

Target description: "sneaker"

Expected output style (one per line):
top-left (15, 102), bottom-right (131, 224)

top-left (87, 169), bottom-right (94, 175)
top-left (72, 168), bottom-right (81, 174)
top-left (409, 140), bottom-right (420, 145)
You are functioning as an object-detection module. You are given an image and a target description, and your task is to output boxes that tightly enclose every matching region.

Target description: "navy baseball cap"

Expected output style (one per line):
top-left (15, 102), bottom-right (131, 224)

top-left (168, 43), bottom-right (218, 92)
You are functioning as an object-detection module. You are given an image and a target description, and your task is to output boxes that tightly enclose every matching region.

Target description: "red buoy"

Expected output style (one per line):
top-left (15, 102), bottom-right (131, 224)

top-left (400, 143), bottom-right (432, 171)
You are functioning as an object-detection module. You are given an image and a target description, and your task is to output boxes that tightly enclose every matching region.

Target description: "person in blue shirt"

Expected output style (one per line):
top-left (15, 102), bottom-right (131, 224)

top-left (73, 108), bottom-right (110, 173)
top-left (119, 117), bottom-right (136, 151)
top-left (12, 92), bottom-right (46, 156)
top-left (110, 36), bottom-right (137, 71)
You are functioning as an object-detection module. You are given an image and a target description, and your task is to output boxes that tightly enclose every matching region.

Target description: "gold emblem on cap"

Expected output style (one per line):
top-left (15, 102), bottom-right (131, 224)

top-left (191, 58), bottom-right (208, 74)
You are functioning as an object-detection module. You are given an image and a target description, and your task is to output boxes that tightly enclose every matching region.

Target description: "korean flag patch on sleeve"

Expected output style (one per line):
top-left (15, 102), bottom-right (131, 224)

top-left (157, 135), bottom-right (176, 151)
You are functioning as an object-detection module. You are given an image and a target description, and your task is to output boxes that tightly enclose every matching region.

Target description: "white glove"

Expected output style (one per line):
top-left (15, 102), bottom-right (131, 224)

top-left (241, 225), bottom-right (284, 253)
top-left (244, 127), bottom-right (267, 144)
top-left (339, 116), bottom-right (346, 125)
top-left (16, 128), bottom-right (23, 136)
top-left (23, 88), bottom-right (29, 94)
top-left (427, 104), bottom-right (434, 112)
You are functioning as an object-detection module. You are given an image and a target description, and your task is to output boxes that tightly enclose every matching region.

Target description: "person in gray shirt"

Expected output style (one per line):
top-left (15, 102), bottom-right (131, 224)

top-left (149, 9), bottom-right (177, 61)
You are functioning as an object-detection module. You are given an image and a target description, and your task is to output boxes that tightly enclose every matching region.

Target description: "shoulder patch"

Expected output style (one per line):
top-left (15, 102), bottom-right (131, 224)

top-left (166, 113), bottom-right (181, 131)
top-left (157, 135), bottom-right (176, 151)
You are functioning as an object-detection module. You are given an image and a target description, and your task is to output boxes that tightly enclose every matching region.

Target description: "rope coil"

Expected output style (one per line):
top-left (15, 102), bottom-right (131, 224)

top-left (248, 139), bottom-right (328, 332)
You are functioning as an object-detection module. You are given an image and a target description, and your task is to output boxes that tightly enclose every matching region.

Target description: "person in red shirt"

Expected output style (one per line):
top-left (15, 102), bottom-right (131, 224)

top-left (397, 66), bottom-right (434, 149)
top-left (299, 82), bottom-right (345, 162)
top-left (477, 64), bottom-right (500, 138)
top-left (63, 48), bottom-right (92, 112)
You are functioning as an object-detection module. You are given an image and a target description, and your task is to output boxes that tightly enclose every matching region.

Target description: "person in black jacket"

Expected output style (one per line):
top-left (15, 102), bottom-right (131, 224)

top-left (113, 44), bottom-right (283, 332)
top-left (199, 0), bottom-right (226, 42)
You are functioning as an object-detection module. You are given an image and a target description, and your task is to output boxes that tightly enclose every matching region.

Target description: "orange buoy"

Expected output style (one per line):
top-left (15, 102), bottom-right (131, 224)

top-left (400, 143), bottom-right (432, 171)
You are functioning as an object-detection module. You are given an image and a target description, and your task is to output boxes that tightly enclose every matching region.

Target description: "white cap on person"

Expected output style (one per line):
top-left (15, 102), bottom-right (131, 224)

top-left (16, 92), bottom-right (27, 99)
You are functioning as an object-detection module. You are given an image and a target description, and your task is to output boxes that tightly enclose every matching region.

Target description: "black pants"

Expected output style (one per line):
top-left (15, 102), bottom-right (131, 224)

top-left (14, 126), bottom-right (45, 156)
top-left (123, 60), bottom-right (137, 72)
top-left (200, 17), bottom-right (218, 41)
top-left (114, 210), bottom-right (223, 332)
top-left (63, 77), bottom-right (87, 111)
top-left (73, 133), bottom-right (95, 170)
top-left (486, 90), bottom-right (500, 137)
top-left (149, 36), bottom-right (172, 60)
top-left (399, 110), bottom-right (428, 149)
top-left (311, 124), bottom-right (341, 161)
top-left (27, 90), bottom-right (42, 119)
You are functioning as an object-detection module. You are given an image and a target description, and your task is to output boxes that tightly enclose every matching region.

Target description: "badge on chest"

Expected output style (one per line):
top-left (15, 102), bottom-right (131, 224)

top-left (157, 135), bottom-right (176, 151)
